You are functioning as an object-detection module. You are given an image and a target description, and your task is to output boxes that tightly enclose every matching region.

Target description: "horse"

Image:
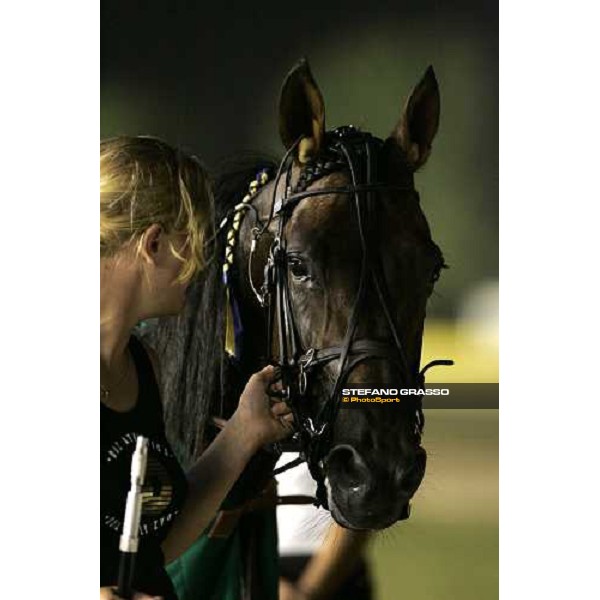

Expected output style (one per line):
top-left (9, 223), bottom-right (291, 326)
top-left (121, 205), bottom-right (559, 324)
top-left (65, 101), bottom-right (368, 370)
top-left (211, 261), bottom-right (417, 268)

top-left (147, 59), bottom-right (448, 536)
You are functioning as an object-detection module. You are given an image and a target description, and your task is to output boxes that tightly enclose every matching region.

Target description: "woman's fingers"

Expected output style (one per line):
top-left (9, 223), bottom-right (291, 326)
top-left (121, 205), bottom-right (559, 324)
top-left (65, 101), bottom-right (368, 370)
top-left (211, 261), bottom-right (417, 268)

top-left (270, 398), bottom-right (295, 433)
top-left (270, 400), bottom-right (292, 417)
top-left (280, 413), bottom-right (294, 425)
top-left (236, 364), bottom-right (296, 444)
top-left (266, 367), bottom-right (284, 399)
top-left (269, 373), bottom-right (283, 388)
top-left (257, 365), bottom-right (276, 382)
top-left (277, 412), bottom-right (295, 433)
top-left (249, 365), bottom-right (284, 398)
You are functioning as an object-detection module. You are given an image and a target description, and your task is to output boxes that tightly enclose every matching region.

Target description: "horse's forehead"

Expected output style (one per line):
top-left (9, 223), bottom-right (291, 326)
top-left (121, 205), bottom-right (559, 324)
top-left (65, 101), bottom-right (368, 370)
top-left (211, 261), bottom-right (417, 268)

top-left (288, 172), bottom-right (352, 233)
top-left (286, 171), bottom-right (429, 245)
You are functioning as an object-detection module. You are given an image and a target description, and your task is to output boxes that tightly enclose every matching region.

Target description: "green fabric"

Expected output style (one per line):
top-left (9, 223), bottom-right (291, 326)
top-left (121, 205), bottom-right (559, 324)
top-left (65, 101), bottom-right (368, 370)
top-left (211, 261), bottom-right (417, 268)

top-left (166, 509), bottom-right (279, 600)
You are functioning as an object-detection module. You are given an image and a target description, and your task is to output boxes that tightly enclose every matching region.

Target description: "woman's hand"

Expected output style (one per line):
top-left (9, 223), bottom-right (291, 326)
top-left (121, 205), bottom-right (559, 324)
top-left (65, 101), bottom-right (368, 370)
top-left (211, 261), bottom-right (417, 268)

top-left (228, 365), bottom-right (294, 453)
top-left (99, 587), bottom-right (163, 599)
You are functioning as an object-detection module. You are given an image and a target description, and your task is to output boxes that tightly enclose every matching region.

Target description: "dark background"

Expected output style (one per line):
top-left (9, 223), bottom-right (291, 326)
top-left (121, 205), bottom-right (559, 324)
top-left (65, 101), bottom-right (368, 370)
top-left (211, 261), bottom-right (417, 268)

top-left (101, 0), bottom-right (498, 318)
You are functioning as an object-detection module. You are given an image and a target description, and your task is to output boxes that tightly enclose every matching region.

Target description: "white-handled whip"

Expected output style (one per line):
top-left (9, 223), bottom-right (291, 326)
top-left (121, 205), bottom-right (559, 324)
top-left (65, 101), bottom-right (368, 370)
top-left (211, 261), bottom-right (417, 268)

top-left (117, 436), bottom-right (148, 599)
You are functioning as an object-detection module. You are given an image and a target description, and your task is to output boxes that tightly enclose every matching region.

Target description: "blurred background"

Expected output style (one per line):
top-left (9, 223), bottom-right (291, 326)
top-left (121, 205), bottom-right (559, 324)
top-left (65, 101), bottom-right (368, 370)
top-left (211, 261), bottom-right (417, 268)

top-left (102, 1), bottom-right (498, 597)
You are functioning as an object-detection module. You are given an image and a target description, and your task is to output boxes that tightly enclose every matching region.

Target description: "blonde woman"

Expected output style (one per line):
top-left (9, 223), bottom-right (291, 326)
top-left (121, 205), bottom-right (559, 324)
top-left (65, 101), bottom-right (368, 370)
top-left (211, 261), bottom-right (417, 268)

top-left (100, 136), bottom-right (293, 600)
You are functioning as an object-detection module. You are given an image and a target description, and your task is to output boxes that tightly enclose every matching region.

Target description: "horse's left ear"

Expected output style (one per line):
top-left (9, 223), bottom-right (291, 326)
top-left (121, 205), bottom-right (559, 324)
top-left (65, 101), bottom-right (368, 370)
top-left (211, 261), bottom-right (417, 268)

top-left (279, 58), bottom-right (325, 163)
top-left (391, 66), bottom-right (440, 170)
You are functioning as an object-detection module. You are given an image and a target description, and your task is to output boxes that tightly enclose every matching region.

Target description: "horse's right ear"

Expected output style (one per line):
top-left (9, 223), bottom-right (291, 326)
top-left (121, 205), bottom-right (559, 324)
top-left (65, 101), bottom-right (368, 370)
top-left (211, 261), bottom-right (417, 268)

top-left (278, 59), bottom-right (326, 163)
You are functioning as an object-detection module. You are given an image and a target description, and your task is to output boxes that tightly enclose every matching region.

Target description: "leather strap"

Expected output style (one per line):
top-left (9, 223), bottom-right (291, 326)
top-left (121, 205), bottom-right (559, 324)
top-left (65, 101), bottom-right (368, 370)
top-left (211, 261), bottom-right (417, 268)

top-left (207, 479), bottom-right (278, 539)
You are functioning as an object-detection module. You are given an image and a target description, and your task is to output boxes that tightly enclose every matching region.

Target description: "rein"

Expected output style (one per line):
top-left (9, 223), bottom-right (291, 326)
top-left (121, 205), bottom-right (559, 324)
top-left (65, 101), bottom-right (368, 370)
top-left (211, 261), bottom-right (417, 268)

top-left (220, 126), bottom-right (452, 511)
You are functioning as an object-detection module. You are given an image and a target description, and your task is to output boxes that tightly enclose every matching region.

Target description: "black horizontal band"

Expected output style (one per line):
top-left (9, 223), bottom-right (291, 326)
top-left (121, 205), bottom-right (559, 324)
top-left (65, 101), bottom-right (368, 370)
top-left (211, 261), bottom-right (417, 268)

top-left (274, 184), bottom-right (415, 215)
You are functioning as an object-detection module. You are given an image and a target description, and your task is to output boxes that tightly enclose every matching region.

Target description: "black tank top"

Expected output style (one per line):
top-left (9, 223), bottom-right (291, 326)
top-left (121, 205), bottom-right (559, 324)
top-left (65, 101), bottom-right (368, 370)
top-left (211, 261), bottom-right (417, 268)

top-left (100, 335), bottom-right (187, 599)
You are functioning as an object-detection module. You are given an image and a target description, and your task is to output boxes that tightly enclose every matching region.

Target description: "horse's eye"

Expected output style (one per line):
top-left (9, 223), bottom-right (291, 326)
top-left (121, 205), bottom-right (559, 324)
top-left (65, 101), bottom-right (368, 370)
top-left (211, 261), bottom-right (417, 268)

top-left (288, 256), bottom-right (310, 281)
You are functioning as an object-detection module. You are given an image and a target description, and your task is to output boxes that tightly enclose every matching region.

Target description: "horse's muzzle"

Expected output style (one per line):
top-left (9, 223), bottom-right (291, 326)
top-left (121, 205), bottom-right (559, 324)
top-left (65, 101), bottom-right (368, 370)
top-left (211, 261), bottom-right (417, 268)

top-left (325, 443), bottom-right (426, 530)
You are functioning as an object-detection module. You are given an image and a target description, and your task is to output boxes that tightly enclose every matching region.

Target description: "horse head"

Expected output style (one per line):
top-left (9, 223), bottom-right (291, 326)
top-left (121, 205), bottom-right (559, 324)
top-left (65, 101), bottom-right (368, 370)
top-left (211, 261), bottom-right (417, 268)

top-left (239, 60), bottom-right (446, 530)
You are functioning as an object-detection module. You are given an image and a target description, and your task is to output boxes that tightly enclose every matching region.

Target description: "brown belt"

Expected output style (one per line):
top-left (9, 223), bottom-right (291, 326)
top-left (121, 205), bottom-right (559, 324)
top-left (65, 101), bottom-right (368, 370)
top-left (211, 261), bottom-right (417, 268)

top-left (207, 479), bottom-right (316, 539)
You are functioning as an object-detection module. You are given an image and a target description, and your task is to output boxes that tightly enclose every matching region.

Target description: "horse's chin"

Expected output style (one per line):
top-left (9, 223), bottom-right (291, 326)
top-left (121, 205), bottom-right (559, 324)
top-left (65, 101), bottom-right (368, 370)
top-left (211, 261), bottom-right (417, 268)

top-left (326, 477), bottom-right (407, 531)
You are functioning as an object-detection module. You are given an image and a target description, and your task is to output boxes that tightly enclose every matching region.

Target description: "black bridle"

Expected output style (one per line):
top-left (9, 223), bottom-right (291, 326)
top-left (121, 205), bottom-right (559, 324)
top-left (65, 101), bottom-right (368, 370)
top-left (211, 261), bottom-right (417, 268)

top-left (246, 126), bottom-right (452, 509)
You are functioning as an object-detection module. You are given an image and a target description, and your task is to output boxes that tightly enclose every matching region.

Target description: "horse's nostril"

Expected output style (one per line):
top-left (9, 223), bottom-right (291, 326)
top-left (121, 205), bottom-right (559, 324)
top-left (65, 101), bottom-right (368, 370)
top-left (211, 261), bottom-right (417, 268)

top-left (395, 452), bottom-right (426, 494)
top-left (327, 444), bottom-right (370, 492)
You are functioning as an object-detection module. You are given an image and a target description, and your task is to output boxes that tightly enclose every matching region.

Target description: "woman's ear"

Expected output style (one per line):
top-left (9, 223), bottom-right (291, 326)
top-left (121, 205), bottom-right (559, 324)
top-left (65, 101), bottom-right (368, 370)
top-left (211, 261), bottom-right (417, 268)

top-left (139, 224), bottom-right (163, 265)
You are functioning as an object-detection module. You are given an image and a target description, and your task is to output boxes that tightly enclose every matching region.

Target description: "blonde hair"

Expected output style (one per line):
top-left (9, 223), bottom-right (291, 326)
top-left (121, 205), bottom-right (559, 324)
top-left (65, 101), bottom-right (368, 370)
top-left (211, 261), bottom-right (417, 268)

top-left (100, 136), bottom-right (213, 282)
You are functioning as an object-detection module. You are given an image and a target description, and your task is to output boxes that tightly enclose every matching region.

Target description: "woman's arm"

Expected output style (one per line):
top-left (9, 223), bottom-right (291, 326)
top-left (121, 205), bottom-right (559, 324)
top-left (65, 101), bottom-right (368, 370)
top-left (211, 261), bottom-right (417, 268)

top-left (161, 366), bottom-right (292, 562)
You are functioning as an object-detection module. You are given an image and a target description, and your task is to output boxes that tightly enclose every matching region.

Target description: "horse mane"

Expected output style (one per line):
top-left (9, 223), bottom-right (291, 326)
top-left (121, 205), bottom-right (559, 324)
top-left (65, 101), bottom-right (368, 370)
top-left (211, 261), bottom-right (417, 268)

top-left (141, 153), bottom-right (278, 467)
